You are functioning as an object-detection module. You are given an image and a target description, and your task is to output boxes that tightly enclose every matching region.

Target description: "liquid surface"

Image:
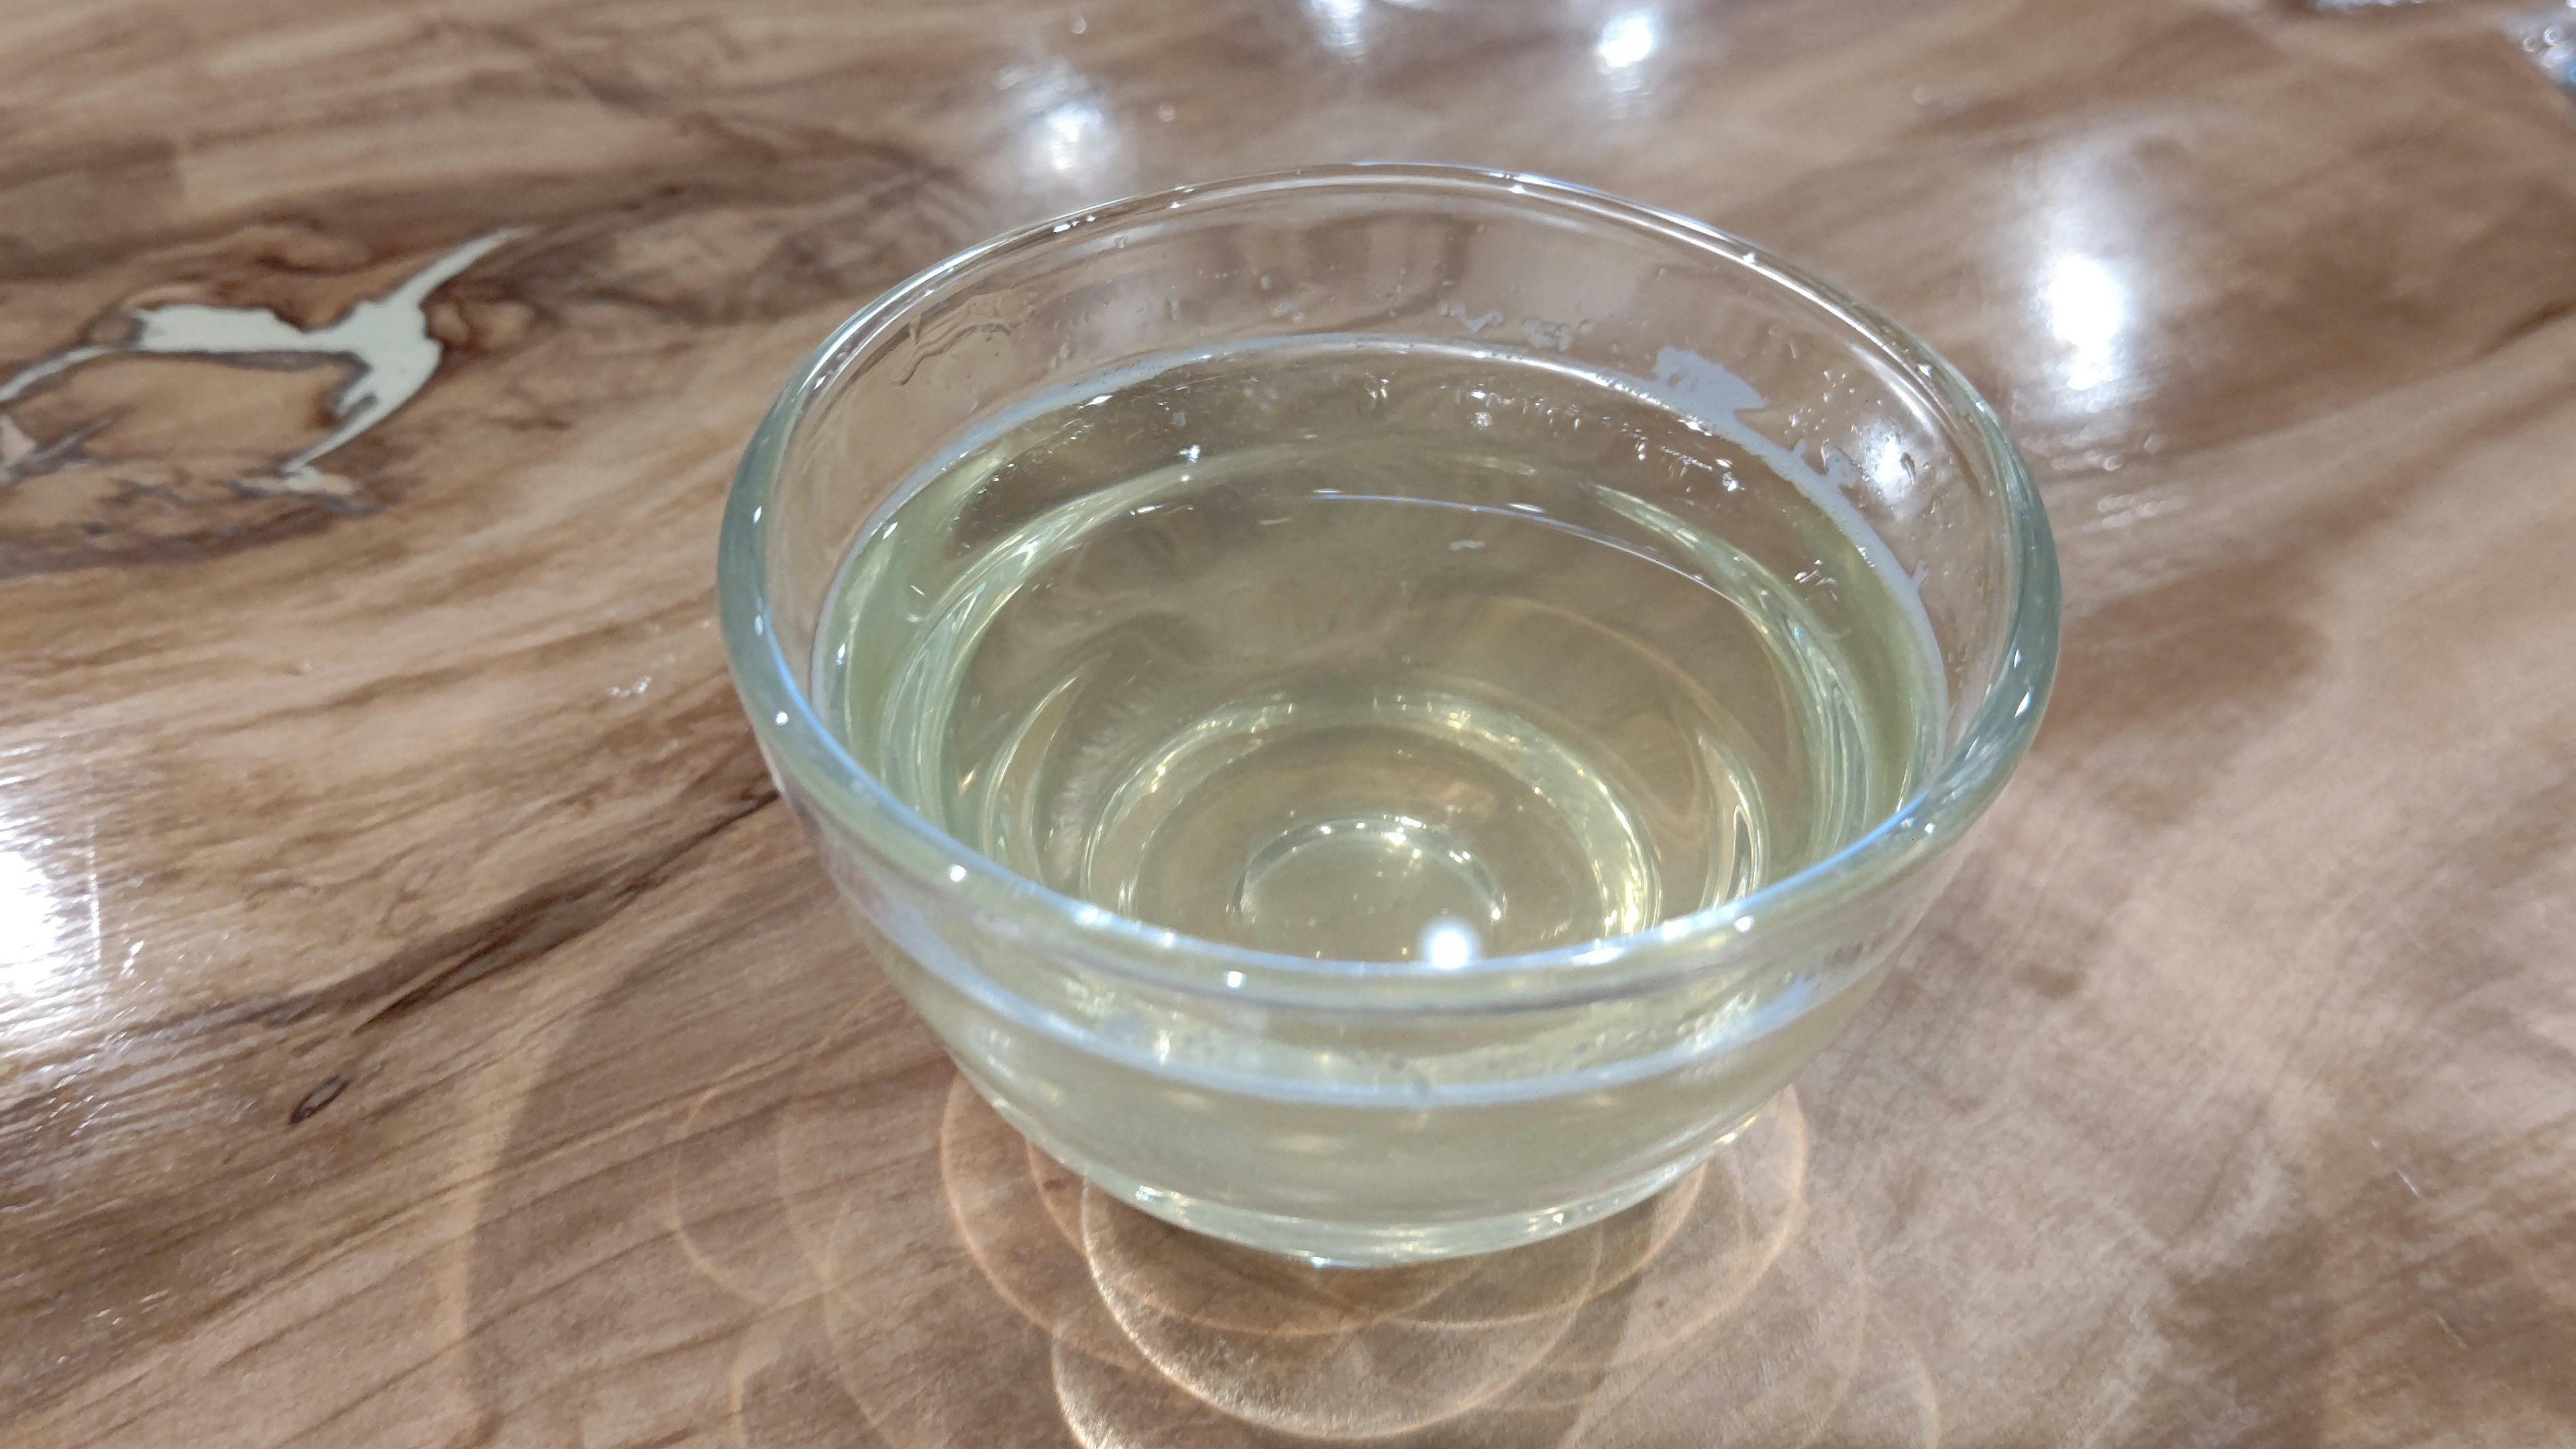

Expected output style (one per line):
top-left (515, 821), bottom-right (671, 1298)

top-left (815, 338), bottom-right (1940, 964)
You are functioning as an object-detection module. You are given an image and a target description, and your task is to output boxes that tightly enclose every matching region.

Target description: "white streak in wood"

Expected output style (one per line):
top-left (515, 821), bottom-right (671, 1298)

top-left (0, 229), bottom-right (521, 498)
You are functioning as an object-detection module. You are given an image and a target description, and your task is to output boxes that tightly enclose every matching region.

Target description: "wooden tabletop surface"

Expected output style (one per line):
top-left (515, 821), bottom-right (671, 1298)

top-left (5, 1), bottom-right (2574, 1444)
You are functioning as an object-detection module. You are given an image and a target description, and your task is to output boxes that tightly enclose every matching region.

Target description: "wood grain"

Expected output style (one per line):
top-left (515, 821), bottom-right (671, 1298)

top-left (3, 0), bottom-right (2572, 1444)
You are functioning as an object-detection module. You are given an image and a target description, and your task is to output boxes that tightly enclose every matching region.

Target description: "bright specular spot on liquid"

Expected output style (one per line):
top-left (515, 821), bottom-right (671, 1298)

top-left (815, 337), bottom-right (1942, 965)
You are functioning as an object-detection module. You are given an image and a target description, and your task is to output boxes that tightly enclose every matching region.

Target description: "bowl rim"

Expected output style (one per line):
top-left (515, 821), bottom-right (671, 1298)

top-left (718, 161), bottom-right (2059, 1007)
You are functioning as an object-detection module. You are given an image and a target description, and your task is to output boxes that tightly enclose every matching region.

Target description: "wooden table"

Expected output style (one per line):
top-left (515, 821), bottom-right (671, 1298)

top-left (5, 1), bottom-right (2572, 1443)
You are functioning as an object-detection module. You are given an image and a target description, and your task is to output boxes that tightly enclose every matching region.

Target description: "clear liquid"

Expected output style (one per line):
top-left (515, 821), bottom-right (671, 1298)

top-left (814, 337), bottom-right (1942, 965)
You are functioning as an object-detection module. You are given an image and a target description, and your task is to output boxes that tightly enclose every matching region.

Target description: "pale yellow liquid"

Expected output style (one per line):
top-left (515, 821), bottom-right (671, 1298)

top-left (812, 337), bottom-right (1943, 1258)
top-left (818, 338), bottom-right (1938, 961)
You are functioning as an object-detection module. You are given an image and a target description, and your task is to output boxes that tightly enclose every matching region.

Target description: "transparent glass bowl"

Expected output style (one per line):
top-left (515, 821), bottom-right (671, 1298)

top-left (720, 165), bottom-right (2057, 1265)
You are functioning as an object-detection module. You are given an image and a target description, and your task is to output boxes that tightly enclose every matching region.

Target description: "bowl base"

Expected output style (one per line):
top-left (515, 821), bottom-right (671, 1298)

top-left (981, 1085), bottom-right (1766, 1267)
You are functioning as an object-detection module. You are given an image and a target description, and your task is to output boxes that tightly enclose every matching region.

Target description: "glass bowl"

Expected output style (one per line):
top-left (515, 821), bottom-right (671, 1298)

top-left (720, 164), bottom-right (2057, 1265)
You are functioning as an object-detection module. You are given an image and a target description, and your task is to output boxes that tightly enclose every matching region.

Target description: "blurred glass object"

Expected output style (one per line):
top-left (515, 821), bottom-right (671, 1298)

top-left (2510, 3), bottom-right (2576, 96)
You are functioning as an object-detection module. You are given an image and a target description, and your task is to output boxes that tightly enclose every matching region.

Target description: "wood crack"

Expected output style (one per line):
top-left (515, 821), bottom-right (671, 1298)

top-left (2480, 294), bottom-right (2576, 359)
top-left (261, 780), bottom-right (782, 1034)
